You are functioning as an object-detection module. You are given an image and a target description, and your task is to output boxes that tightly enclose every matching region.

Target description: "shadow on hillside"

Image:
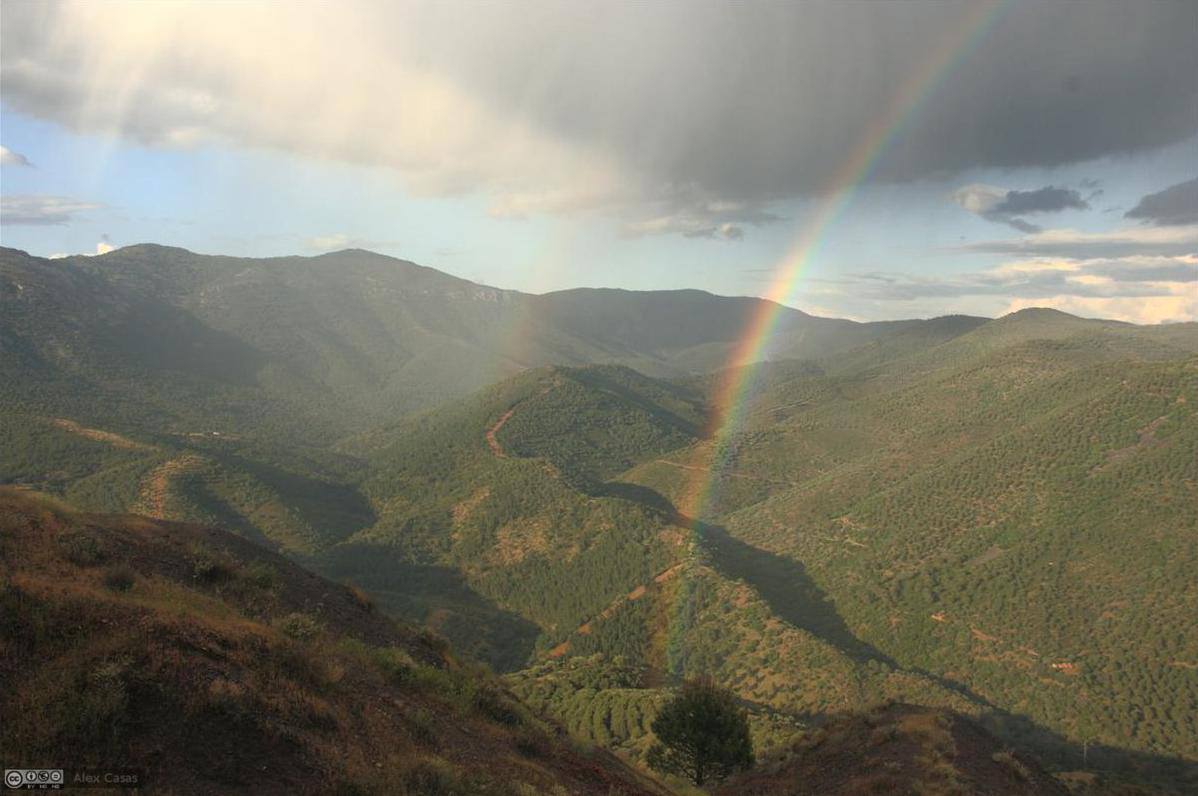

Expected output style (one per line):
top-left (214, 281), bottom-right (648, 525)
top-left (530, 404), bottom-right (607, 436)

top-left (972, 708), bottom-right (1198, 792)
top-left (211, 452), bottom-right (377, 545)
top-left (569, 367), bottom-right (703, 437)
top-left (790, 704), bottom-right (1198, 795)
top-left (604, 484), bottom-right (1198, 791)
top-left (602, 483), bottom-right (1001, 704)
top-left (695, 519), bottom-right (899, 668)
top-left (600, 480), bottom-right (896, 667)
top-left (315, 544), bottom-right (539, 672)
top-left (592, 481), bottom-right (679, 512)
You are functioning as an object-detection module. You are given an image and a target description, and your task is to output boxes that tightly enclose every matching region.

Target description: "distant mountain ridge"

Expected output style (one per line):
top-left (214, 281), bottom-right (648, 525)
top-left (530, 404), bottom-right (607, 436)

top-left (1, 243), bottom-right (981, 442)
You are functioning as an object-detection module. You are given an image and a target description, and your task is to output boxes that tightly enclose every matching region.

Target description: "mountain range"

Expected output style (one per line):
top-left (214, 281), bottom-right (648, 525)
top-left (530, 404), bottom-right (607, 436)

top-left (2, 244), bottom-right (1196, 794)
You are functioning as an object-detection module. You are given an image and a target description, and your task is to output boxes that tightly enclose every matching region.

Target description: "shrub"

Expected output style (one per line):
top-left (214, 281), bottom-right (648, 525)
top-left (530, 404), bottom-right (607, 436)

top-left (474, 687), bottom-right (522, 726)
top-left (207, 678), bottom-right (250, 718)
top-left (374, 646), bottom-right (417, 686)
top-left (347, 583), bottom-right (375, 612)
top-left (274, 612), bottom-right (323, 641)
top-left (58, 530), bottom-right (106, 566)
top-left (407, 707), bottom-right (439, 748)
top-left (244, 560), bottom-right (280, 590)
top-left (398, 758), bottom-right (464, 795)
top-left (102, 565), bottom-right (136, 593)
top-left (514, 728), bottom-right (548, 759)
top-left (190, 546), bottom-right (235, 584)
top-left (418, 627), bottom-right (451, 656)
top-left (992, 750), bottom-right (1031, 780)
top-left (411, 665), bottom-right (476, 710)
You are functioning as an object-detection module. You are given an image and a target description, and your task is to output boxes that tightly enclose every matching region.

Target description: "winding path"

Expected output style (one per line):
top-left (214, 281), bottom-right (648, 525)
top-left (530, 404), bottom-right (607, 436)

top-left (485, 408), bottom-right (517, 458)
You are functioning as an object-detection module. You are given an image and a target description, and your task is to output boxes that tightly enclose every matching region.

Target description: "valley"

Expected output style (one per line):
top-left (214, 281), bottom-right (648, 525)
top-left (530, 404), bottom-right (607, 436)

top-left (2, 245), bottom-right (1196, 793)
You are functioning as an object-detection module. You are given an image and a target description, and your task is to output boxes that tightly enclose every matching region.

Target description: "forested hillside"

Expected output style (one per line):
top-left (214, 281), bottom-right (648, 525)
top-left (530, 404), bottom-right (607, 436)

top-left (612, 312), bottom-right (1198, 791)
top-left (3, 244), bottom-right (1196, 793)
top-left (1, 245), bottom-right (911, 442)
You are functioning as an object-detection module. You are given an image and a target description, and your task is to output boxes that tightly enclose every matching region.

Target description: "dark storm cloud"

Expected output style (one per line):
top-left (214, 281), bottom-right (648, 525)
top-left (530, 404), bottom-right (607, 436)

top-left (992, 187), bottom-right (1089, 216)
top-left (1001, 217), bottom-right (1044, 234)
top-left (1, 1), bottom-right (1195, 234)
top-left (952, 184), bottom-right (1091, 233)
top-left (1125, 178), bottom-right (1198, 226)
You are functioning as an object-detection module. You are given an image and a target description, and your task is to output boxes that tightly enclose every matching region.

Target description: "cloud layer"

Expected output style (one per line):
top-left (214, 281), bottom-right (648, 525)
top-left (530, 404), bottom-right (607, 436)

top-left (808, 249), bottom-right (1197, 324)
top-left (952, 183), bottom-right (1090, 232)
top-left (957, 225), bottom-right (1198, 259)
top-left (1125, 177), bottom-right (1198, 226)
top-left (2, 1), bottom-right (1195, 238)
top-left (1, 195), bottom-right (102, 226)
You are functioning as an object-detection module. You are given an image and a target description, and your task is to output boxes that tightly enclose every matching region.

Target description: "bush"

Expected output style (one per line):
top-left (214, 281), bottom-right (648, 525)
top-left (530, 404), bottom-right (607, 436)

top-left (398, 758), bottom-right (464, 795)
top-left (190, 546), bottom-right (235, 584)
top-left (58, 531), bottom-right (106, 566)
top-left (992, 750), bottom-right (1031, 780)
top-left (347, 583), bottom-right (375, 612)
top-left (407, 707), bottom-right (439, 748)
top-left (474, 687), bottom-right (522, 726)
top-left (274, 612), bottom-right (322, 641)
top-left (374, 646), bottom-right (417, 686)
top-left (514, 728), bottom-right (548, 759)
top-left (418, 627), bottom-right (451, 656)
top-left (102, 565), bottom-right (136, 593)
top-left (244, 560), bottom-right (280, 590)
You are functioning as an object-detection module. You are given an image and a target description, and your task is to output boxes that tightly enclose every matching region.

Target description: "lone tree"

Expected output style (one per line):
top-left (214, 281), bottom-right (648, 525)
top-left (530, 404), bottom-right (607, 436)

top-left (646, 678), bottom-right (754, 786)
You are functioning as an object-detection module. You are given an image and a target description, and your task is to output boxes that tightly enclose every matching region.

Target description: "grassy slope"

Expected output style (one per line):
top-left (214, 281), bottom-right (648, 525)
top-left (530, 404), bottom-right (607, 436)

top-left (0, 489), bottom-right (665, 796)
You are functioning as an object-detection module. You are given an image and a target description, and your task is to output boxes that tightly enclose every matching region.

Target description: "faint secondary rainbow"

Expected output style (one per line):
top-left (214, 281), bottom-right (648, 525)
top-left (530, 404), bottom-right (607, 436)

top-left (682, 0), bottom-right (1005, 524)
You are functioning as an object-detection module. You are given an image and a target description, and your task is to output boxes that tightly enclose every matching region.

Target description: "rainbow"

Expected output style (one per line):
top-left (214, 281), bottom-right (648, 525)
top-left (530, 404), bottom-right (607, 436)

top-left (681, 0), bottom-right (1005, 524)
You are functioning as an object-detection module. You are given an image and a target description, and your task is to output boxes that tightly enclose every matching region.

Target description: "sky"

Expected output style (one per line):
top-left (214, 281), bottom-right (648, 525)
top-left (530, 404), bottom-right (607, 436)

top-left (1, 0), bottom-right (1195, 323)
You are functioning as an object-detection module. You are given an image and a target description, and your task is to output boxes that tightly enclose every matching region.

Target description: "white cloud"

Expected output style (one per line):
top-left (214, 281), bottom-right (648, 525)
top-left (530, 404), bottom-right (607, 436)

top-left (952, 184), bottom-right (1007, 215)
top-left (307, 234), bottom-right (352, 252)
top-left (802, 252), bottom-right (1197, 323)
top-left (304, 233), bottom-right (402, 252)
top-left (0, 145), bottom-right (33, 166)
top-left (41, 236), bottom-right (118, 258)
top-left (1002, 292), bottom-right (1197, 325)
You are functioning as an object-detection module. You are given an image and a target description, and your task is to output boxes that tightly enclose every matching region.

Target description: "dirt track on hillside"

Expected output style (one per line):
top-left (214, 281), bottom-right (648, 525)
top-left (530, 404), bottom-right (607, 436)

top-left (485, 408), bottom-right (517, 458)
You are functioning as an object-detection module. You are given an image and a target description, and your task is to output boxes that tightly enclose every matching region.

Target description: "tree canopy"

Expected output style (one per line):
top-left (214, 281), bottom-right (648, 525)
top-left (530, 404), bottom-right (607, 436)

top-left (646, 678), bottom-right (754, 786)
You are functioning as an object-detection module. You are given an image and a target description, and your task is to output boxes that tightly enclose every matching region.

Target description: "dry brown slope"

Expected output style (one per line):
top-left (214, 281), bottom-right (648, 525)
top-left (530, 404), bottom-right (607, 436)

top-left (0, 489), bottom-right (667, 796)
top-left (717, 702), bottom-right (1069, 796)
